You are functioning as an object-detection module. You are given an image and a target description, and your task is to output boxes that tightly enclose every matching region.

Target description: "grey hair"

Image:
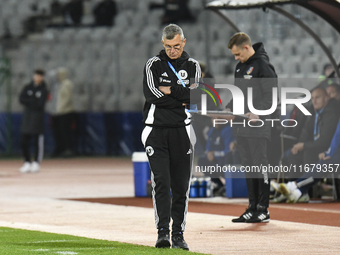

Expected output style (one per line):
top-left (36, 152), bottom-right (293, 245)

top-left (162, 24), bottom-right (185, 41)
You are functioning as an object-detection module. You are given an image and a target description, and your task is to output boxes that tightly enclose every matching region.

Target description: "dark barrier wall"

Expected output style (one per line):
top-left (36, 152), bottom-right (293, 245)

top-left (0, 112), bottom-right (145, 156)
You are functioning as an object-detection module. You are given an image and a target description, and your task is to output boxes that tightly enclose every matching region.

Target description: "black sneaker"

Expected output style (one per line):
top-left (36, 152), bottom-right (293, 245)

top-left (231, 208), bottom-right (254, 223)
top-left (246, 211), bottom-right (270, 223)
top-left (155, 228), bottom-right (170, 248)
top-left (171, 232), bottom-right (189, 250)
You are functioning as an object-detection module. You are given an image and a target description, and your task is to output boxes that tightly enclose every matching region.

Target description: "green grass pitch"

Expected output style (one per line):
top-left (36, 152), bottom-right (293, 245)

top-left (0, 227), bottom-right (207, 254)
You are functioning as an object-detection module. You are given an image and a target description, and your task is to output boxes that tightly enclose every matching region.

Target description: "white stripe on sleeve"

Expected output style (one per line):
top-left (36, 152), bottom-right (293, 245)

top-left (146, 57), bottom-right (163, 98)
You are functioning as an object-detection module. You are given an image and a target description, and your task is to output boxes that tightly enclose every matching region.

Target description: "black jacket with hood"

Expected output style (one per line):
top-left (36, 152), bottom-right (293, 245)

top-left (226, 42), bottom-right (278, 140)
top-left (143, 49), bottom-right (201, 128)
top-left (19, 81), bottom-right (49, 134)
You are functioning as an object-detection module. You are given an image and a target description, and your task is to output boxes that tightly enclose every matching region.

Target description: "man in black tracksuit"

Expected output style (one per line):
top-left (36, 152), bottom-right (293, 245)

top-left (19, 69), bottom-right (49, 173)
top-left (226, 33), bottom-right (277, 223)
top-left (142, 24), bottom-right (201, 250)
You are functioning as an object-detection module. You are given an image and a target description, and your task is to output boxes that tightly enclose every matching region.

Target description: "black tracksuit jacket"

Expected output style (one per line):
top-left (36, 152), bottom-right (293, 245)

top-left (142, 50), bottom-right (201, 128)
top-left (226, 43), bottom-right (278, 140)
top-left (19, 81), bottom-right (49, 134)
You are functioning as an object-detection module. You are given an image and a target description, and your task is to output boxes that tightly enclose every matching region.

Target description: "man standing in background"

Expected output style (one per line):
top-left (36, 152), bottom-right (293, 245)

top-left (50, 67), bottom-right (75, 158)
top-left (19, 69), bottom-right (49, 173)
top-left (226, 32), bottom-right (277, 223)
top-left (93, 0), bottom-right (117, 27)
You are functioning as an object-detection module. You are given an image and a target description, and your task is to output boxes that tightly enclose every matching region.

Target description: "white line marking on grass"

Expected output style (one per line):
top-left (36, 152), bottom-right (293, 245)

top-left (27, 240), bottom-right (76, 244)
top-left (55, 252), bottom-right (78, 255)
top-left (32, 249), bottom-right (50, 251)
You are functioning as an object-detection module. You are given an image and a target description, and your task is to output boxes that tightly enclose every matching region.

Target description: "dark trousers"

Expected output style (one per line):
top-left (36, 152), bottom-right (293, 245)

top-left (21, 133), bottom-right (44, 163)
top-left (142, 125), bottom-right (193, 234)
top-left (52, 113), bottom-right (74, 155)
top-left (237, 137), bottom-right (270, 210)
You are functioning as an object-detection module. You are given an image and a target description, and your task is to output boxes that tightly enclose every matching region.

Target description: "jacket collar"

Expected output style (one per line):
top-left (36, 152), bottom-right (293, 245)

top-left (159, 49), bottom-right (190, 67)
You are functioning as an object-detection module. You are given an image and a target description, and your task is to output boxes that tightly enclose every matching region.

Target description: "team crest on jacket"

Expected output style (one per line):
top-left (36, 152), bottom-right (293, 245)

top-left (246, 66), bottom-right (254, 74)
top-left (178, 70), bottom-right (188, 79)
top-left (146, 146), bottom-right (154, 156)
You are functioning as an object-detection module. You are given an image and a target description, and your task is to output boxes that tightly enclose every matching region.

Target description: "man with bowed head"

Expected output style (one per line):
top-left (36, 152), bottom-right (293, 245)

top-left (142, 24), bottom-right (201, 250)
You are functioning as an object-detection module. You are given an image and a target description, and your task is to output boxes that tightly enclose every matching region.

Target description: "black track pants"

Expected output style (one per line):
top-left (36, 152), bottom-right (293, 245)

top-left (21, 133), bottom-right (44, 163)
top-left (237, 136), bottom-right (270, 210)
top-left (142, 125), bottom-right (194, 234)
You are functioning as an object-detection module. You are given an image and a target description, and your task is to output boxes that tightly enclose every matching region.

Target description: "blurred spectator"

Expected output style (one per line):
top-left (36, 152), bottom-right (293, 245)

top-left (51, 0), bottom-right (63, 16)
top-left (326, 84), bottom-right (340, 101)
top-left (48, 0), bottom-right (64, 27)
top-left (19, 69), bottom-right (49, 173)
top-left (323, 63), bottom-right (334, 77)
top-left (283, 88), bottom-right (338, 166)
top-left (23, 2), bottom-right (50, 34)
top-left (63, 0), bottom-right (83, 26)
top-left (281, 100), bottom-right (313, 152)
top-left (93, 0), bottom-right (118, 27)
top-left (50, 68), bottom-right (75, 157)
top-left (318, 63), bottom-right (334, 84)
top-left (326, 83), bottom-right (340, 111)
top-left (272, 117), bottom-right (340, 203)
top-left (150, 0), bottom-right (195, 25)
top-left (197, 123), bottom-right (235, 196)
top-left (198, 124), bottom-right (234, 166)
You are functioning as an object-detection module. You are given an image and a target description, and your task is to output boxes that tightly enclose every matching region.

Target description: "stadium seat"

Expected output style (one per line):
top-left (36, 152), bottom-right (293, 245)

top-left (301, 56), bottom-right (320, 77)
top-left (17, 0), bottom-right (36, 19)
top-left (131, 12), bottom-right (146, 32)
top-left (99, 43), bottom-right (116, 63)
top-left (58, 28), bottom-right (78, 43)
top-left (73, 82), bottom-right (90, 112)
top-left (146, 9), bottom-right (163, 26)
top-left (3, 0), bottom-right (340, 115)
top-left (282, 38), bottom-right (298, 56)
top-left (92, 82), bottom-right (106, 112)
top-left (8, 17), bottom-right (24, 37)
top-left (266, 39), bottom-right (282, 57)
top-left (106, 26), bottom-right (124, 42)
top-left (286, 56), bottom-right (303, 76)
top-left (37, 0), bottom-right (52, 14)
top-left (0, 18), bottom-right (4, 37)
top-left (105, 94), bottom-right (119, 112)
top-left (73, 28), bottom-right (93, 42)
top-left (90, 27), bottom-right (110, 41)
top-left (1, 1), bottom-right (16, 20)
top-left (118, 0), bottom-right (138, 11)
top-left (298, 38), bottom-right (316, 58)
top-left (270, 56), bottom-right (285, 75)
top-left (321, 37), bottom-right (334, 54)
top-left (189, 0), bottom-right (204, 11)
top-left (139, 25), bottom-right (160, 44)
top-left (115, 11), bottom-right (134, 31)
top-left (119, 92), bottom-right (144, 112)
